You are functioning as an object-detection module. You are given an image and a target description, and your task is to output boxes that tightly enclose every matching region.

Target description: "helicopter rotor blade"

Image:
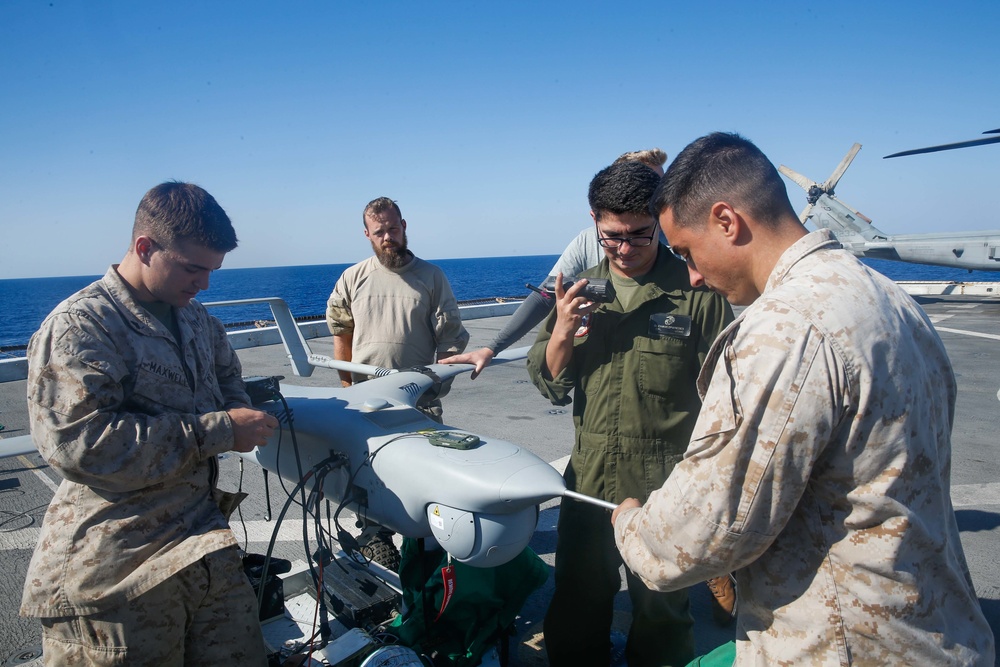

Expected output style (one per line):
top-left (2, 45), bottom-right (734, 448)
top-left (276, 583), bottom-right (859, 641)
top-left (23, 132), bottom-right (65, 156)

top-left (884, 134), bottom-right (1000, 158)
top-left (778, 164), bottom-right (814, 192)
top-left (822, 143), bottom-right (862, 193)
top-left (778, 165), bottom-right (818, 224)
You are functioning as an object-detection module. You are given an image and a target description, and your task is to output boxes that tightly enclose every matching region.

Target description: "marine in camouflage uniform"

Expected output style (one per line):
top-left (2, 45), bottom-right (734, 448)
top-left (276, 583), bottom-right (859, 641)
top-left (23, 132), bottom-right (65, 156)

top-left (527, 161), bottom-right (733, 667)
top-left (21, 183), bottom-right (277, 666)
top-left (614, 133), bottom-right (995, 666)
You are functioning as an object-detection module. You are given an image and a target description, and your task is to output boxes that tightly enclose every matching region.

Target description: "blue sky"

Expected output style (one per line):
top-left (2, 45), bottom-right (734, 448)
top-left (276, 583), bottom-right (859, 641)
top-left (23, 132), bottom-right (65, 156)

top-left (2, 0), bottom-right (998, 279)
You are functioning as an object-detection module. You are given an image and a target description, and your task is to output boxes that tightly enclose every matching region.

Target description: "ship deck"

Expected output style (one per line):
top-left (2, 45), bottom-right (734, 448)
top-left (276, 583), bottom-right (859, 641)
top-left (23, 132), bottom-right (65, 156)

top-left (2, 293), bottom-right (999, 665)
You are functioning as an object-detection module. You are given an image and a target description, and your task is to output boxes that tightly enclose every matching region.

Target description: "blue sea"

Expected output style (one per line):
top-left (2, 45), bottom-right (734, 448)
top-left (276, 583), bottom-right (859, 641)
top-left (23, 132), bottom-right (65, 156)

top-left (1, 255), bottom-right (997, 352)
top-left (0, 255), bottom-right (559, 351)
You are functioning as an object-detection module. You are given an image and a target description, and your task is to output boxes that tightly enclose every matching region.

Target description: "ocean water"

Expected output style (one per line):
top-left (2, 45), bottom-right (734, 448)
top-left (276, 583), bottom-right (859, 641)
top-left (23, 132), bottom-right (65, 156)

top-left (0, 255), bottom-right (559, 350)
top-left (1, 254), bottom-right (997, 351)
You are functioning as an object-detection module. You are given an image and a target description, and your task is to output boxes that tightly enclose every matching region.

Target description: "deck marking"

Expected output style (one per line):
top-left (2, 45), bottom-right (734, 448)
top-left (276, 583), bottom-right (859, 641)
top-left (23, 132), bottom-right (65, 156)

top-left (935, 326), bottom-right (1000, 342)
top-left (928, 314), bottom-right (953, 323)
top-left (951, 482), bottom-right (1000, 508)
top-left (19, 455), bottom-right (59, 493)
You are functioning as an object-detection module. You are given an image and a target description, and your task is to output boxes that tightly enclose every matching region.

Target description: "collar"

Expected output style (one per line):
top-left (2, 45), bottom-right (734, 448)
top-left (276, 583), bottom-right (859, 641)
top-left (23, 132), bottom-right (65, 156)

top-left (373, 252), bottom-right (419, 275)
top-left (589, 246), bottom-right (694, 312)
top-left (763, 229), bottom-right (842, 294)
top-left (102, 265), bottom-right (190, 339)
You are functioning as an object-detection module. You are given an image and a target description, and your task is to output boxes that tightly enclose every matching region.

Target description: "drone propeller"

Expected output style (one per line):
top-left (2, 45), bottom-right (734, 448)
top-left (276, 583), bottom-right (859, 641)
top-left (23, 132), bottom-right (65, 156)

top-left (884, 129), bottom-right (1000, 158)
top-left (779, 143), bottom-right (862, 223)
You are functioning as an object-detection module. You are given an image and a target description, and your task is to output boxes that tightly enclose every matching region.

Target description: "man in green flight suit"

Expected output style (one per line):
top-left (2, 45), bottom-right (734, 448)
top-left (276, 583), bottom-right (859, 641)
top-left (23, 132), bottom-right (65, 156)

top-left (527, 160), bottom-right (733, 667)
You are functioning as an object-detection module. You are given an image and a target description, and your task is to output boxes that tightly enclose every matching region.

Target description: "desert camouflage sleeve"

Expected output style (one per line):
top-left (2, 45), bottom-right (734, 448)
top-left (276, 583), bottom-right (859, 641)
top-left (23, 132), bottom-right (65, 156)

top-left (209, 312), bottom-right (251, 408)
top-left (614, 311), bottom-right (848, 589)
top-left (26, 310), bottom-right (235, 493)
top-left (326, 274), bottom-right (355, 336)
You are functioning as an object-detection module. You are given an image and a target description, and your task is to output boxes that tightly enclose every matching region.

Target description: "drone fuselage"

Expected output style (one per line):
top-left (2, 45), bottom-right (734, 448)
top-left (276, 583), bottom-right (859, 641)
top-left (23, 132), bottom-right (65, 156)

top-left (239, 371), bottom-right (569, 567)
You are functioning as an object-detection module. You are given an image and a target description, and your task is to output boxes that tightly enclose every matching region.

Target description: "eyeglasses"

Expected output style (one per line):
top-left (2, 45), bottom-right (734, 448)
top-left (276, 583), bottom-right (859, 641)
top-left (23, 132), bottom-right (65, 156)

top-left (666, 245), bottom-right (692, 265)
top-left (597, 233), bottom-right (655, 248)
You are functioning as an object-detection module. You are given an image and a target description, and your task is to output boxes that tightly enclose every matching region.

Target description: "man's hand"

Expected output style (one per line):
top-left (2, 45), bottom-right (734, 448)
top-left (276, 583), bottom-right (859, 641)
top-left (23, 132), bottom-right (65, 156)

top-left (544, 272), bottom-right (600, 379)
top-left (228, 407), bottom-right (279, 453)
top-left (438, 347), bottom-right (496, 379)
top-left (611, 497), bottom-right (642, 525)
top-left (552, 272), bottom-right (599, 338)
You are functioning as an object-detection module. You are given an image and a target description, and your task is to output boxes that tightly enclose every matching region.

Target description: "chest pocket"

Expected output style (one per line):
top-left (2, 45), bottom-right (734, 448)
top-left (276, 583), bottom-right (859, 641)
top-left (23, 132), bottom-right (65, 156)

top-left (635, 335), bottom-right (695, 403)
top-left (691, 346), bottom-right (740, 441)
top-left (130, 363), bottom-right (193, 414)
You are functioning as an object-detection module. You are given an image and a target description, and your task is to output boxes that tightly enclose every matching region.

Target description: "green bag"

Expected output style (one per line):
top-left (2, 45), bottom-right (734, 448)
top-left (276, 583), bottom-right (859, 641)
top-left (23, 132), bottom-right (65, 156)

top-left (387, 538), bottom-right (549, 666)
top-left (685, 640), bottom-right (736, 667)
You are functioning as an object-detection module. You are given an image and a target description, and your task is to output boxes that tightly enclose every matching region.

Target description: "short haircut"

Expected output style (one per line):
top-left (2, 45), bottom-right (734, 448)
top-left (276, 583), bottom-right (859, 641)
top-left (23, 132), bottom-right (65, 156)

top-left (363, 197), bottom-right (402, 227)
top-left (588, 161), bottom-right (661, 221)
top-left (614, 148), bottom-right (668, 171)
top-left (133, 182), bottom-right (238, 252)
top-left (651, 132), bottom-right (796, 228)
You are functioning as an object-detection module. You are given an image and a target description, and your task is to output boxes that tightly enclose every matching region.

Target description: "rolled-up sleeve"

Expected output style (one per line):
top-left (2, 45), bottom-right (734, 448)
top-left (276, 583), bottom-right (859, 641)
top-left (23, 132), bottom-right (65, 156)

top-left (525, 311), bottom-right (576, 406)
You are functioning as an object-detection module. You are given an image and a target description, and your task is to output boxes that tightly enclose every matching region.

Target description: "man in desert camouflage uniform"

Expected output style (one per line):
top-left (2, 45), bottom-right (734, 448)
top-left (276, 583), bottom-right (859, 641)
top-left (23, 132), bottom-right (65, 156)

top-left (22, 182), bottom-right (278, 666)
top-left (612, 132), bottom-right (995, 665)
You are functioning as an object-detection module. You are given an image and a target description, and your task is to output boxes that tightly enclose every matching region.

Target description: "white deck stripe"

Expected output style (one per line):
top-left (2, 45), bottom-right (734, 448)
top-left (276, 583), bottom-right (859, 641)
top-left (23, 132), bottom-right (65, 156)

top-left (951, 482), bottom-right (1000, 508)
top-left (20, 455), bottom-right (59, 493)
top-left (935, 326), bottom-right (1000, 341)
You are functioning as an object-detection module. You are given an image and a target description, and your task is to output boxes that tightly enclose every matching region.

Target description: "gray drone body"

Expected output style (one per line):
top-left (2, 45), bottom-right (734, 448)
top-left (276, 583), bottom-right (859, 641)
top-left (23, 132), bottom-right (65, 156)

top-left (241, 371), bottom-right (568, 568)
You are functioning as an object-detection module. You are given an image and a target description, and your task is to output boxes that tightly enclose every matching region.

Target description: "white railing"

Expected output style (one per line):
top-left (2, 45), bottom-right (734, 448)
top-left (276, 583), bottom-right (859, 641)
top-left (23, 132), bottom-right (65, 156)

top-left (0, 299), bottom-right (523, 383)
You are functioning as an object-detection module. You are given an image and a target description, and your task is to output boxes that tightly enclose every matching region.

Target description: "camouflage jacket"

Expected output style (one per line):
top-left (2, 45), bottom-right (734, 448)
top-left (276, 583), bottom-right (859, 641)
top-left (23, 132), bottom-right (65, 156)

top-left (614, 230), bottom-right (994, 665)
top-left (21, 267), bottom-right (248, 617)
top-left (527, 249), bottom-right (733, 503)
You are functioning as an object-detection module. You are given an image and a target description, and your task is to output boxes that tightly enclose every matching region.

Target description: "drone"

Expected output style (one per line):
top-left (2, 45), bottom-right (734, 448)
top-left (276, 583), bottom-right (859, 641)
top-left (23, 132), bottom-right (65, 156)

top-left (0, 297), bottom-right (613, 570)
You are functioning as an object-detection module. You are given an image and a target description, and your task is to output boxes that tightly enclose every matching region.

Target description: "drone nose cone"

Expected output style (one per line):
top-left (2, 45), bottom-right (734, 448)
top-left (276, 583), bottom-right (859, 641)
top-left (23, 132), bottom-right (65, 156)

top-left (498, 462), bottom-right (568, 506)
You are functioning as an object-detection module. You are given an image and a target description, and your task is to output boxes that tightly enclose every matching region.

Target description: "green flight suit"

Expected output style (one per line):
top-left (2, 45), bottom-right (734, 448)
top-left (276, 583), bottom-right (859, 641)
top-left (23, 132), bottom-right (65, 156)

top-left (527, 249), bottom-right (733, 667)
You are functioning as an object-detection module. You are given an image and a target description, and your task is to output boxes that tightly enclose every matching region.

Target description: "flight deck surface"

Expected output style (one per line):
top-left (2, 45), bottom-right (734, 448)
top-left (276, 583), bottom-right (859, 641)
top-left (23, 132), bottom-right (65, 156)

top-left (2, 294), bottom-right (998, 665)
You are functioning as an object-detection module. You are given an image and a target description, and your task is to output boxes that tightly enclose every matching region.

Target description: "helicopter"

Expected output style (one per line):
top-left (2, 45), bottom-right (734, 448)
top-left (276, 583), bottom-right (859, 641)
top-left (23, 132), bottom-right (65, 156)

top-left (778, 134), bottom-right (1000, 272)
top-left (0, 296), bottom-right (613, 570)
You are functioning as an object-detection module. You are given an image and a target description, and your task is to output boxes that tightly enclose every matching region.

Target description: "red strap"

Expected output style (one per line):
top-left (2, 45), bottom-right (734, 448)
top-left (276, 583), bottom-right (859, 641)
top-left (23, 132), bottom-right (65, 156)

top-left (434, 564), bottom-right (456, 622)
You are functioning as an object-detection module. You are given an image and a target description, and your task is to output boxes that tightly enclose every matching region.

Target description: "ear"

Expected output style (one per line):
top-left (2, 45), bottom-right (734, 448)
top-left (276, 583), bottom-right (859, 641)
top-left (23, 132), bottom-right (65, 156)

top-left (589, 210), bottom-right (597, 224)
top-left (709, 202), bottom-right (742, 242)
top-left (134, 236), bottom-right (155, 264)
top-left (363, 224), bottom-right (372, 240)
top-left (400, 218), bottom-right (407, 231)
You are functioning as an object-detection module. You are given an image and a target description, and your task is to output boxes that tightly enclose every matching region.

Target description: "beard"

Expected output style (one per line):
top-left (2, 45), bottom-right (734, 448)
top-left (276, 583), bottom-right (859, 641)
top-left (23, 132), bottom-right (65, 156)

top-left (371, 231), bottom-right (411, 269)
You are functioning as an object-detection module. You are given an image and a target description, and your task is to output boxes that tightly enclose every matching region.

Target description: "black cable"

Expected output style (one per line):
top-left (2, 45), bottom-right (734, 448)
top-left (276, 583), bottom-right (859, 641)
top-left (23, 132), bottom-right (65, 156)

top-left (254, 455), bottom-right (344, 615)
top-left (330, 432), bottom-right (419, 565)
top-left (235, 457), bottom-right (249, 550)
